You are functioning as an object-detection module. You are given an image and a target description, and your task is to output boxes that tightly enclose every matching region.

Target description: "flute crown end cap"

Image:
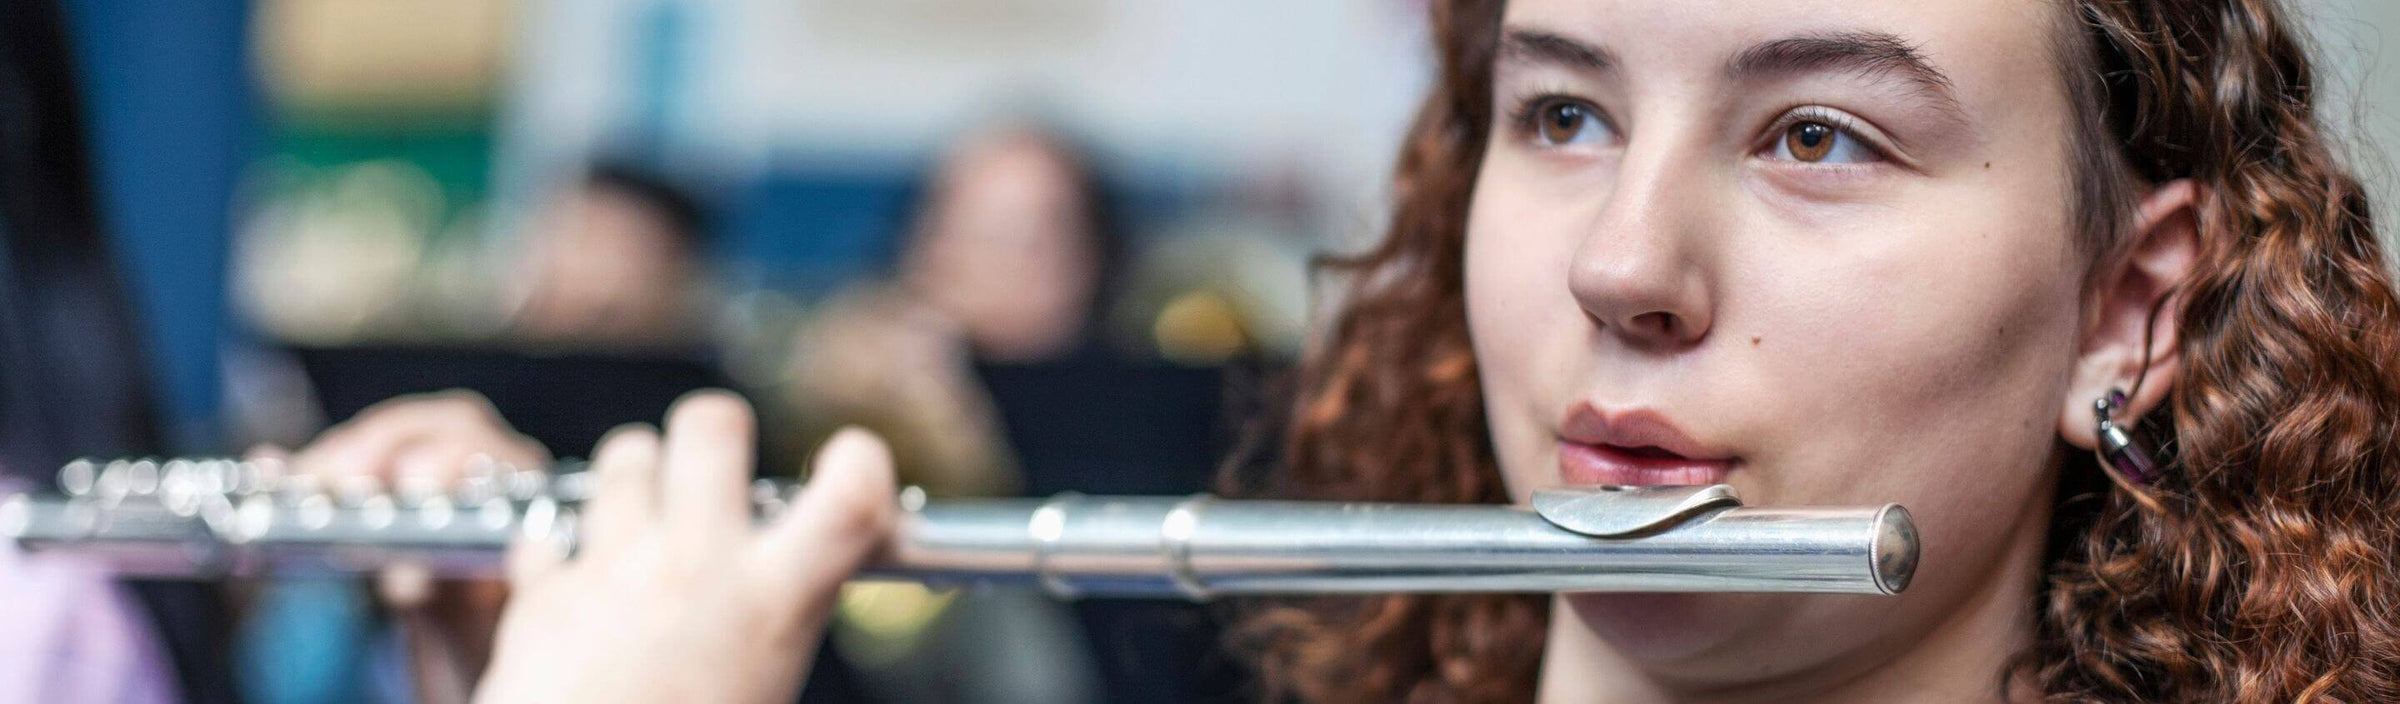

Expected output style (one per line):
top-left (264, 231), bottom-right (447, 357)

top-left (1872, 503), bottom-right (1920, 595)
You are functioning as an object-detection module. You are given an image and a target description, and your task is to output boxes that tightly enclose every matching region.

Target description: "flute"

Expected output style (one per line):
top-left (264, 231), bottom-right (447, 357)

top-left (1, 458), bottom-right (1919, 598)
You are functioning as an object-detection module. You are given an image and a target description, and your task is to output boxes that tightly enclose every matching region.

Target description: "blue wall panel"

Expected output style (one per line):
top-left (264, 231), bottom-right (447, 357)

top-left (64, 0), bottom-right (252, 449)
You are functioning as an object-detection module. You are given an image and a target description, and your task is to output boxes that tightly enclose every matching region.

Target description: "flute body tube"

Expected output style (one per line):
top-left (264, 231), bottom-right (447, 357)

top-left (888, 494), bottom-right (1916, 597)
top-left (2, 459), bottom-right (1919, 598)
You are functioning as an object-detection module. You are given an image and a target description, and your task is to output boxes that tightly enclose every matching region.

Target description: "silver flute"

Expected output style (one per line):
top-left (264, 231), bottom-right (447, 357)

top-left (1, 458), bottom-right (1919, 599)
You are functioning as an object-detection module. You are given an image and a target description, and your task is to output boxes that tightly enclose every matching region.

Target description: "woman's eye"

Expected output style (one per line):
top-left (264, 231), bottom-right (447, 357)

top-left (1774, 120), bottom-right (1877, 164)
top-left (1532, 99), bottom-right (1612, 147)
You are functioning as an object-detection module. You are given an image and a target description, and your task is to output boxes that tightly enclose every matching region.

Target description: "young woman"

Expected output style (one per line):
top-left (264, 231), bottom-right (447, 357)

top-left (472, 0), bottom-right (2400, 701)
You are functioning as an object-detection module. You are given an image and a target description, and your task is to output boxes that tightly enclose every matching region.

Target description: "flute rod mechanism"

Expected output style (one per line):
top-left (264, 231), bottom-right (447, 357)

top-left (2, 458), bottom-right (1919, 599)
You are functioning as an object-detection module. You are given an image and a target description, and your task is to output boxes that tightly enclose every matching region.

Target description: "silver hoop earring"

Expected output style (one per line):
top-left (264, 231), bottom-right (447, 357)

top-left (2094, 388), bottom-right (2158, 484)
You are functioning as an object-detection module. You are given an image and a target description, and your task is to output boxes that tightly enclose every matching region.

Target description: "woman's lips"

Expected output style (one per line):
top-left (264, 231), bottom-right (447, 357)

top-left (1557, 441), bottom-right (1732, 486)
top-left (1556, 405), bottom-right (1735, 487)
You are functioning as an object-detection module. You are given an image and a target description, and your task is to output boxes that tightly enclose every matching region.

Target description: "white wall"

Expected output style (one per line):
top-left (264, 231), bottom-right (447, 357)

top-left (496, 0), bottom-right (2400, 252)
top-left (2309, 0), bottom-right (2399, 251)
top-left (493, 0), bottom-right (1432, 232)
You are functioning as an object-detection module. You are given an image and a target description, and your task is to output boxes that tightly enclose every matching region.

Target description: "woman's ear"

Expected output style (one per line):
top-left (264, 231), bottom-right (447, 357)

top-left (2059, 179), bottom-right (2201, 450)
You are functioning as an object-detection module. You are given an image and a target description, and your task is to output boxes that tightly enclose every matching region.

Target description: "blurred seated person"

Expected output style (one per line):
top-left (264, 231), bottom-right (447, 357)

top-left (784, 124), bottom-right (1248, 703)
top-left (506, 162), bottom-right (716, 351)
top-left (786, 124), bottom-right (1120, 498)
top-left (275, 161), bottom-right (741, 463)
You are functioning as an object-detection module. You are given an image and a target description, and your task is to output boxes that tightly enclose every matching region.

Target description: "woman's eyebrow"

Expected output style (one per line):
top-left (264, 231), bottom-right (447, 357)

top-left (1726, 31), bottom-right (1967, 122)
top-left (1500, 28), bottom-right (1617, 74)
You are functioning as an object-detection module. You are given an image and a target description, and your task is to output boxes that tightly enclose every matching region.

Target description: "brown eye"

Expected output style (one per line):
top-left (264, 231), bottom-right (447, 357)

top-left (1534, 100), bottom-right (1607, 146)
top-left (1784, 121), bottom-right (1836, 162)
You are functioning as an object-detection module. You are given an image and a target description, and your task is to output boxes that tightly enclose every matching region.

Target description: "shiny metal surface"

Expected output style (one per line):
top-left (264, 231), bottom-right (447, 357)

top-left (5, 458), bottom-right (1919, 598)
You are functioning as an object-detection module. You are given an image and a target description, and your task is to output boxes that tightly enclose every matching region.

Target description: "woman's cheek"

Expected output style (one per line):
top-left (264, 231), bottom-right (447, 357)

top-left (1463, 188), bottom-right (1593, 497)
top-left (1733, 215), bottom-right (2081, 539)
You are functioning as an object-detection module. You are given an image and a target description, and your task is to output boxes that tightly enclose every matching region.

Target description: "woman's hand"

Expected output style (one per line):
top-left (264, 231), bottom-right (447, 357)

top-left (285, 389), bottom-right (550, 610)
top-left (280, 389), bottom-right (550, 702)
top-left (473, 392), bottom-right (898, 704)
top-left (288, 389), bottom-right (550, 491)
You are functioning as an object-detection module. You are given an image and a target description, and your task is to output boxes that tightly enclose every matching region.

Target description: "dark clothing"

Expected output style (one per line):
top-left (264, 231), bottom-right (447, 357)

top-left (0, 0), bottom-right (159, 481)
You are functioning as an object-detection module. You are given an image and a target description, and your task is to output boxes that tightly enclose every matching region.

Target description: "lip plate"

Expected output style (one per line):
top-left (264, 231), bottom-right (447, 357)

top-left (1531, 484), bottom-right (1742, 537)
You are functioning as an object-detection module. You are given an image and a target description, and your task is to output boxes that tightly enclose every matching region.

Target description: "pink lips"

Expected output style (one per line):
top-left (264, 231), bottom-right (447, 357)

top-left (1556, 403), bottom-right (1735, 487)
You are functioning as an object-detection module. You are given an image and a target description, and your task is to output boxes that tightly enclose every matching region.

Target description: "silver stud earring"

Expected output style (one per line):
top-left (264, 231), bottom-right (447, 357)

top-left (2094, 388), bottom-right (2158, 484)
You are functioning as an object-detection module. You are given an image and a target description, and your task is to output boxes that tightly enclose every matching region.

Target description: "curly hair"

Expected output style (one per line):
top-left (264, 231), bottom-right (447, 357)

top-left (2032, 0), bottom-right (2400, 701)
top-left (1226, 0), bottom-right (2400, 702)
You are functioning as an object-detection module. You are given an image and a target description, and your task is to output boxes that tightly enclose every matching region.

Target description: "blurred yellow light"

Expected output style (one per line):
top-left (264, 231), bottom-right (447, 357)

top-left (1152, 289), bottom-right (1252, 365)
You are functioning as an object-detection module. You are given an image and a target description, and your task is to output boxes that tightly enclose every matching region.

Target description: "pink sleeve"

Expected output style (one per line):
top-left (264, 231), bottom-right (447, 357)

top-left (0, 534), bottom-right (181, 704)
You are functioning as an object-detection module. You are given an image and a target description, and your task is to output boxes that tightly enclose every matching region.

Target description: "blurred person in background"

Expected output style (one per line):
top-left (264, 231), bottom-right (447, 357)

top-left (505, 161), bottom-right (717, 351)
top-left (784, 123), bottom-right (1247, 704)
top-left (787, 124), bottom-right (1117, 499)
top-left (784, 124), bottom-right (1113, 704)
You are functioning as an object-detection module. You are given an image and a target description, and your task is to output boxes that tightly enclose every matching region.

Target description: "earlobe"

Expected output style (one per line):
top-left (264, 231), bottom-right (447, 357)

top-left (2057, 179), bottom-right (2201, 451)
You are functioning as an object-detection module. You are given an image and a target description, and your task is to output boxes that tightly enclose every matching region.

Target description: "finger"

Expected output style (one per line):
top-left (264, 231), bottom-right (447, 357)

top-left (242, 444), bottom-right (290, 462)
top-left (393, 442), bottom-right (523, 503)
top-left (488, 432), bottom-right (551, 473)
top-left (241, 445), bottom-right (294, 488)
top-left (295, 399), bottom-right (464, 483)
top-left (505, 521), bottom-right (569, 587)
top-left (393, 442), bottom-right (472, 490)
top-left (454, 421), bottom-right (551, 475)
top-left (392, 439), bottom-right (533, 487)
top-left (291, 422), bottom-right (414, 484)
top-left (377, 562), bottom-right (436, 609)
top-left (297, 390), bottom-right (514, 483)
top-left (387, 389), bottom-right (505, 428)
top-left (658, 391), bottom-right (757, 543)
top-left (756, 426), bottom-right (898, 596)
top-left (579, 424), bottom-right (661, 560)
top-left (390, 433), bottom-right (547, 500)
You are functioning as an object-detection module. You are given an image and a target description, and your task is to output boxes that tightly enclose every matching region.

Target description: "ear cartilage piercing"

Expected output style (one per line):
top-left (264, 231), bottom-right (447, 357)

top-left (2094, 389), bottom-right (2158, 485)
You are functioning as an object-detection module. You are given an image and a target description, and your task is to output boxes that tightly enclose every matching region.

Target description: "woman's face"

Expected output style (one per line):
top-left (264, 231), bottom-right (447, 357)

top-left (1465, 0), bottom-right (2092, 688)
top-left (908, 132), bottom-right (1100, 362)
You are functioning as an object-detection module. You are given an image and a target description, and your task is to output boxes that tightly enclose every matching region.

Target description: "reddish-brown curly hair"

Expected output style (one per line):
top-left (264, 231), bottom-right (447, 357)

top-left (1224, 0), bottom-right (2400, 701)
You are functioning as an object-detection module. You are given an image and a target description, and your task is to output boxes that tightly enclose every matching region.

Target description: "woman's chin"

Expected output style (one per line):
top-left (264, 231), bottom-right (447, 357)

top-left (1558, 592), bottom-right (1779, 668)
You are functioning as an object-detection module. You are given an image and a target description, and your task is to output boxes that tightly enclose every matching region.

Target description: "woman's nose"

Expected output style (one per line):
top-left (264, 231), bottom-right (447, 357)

top-left (1566, 154), bottom-right (1717, 350)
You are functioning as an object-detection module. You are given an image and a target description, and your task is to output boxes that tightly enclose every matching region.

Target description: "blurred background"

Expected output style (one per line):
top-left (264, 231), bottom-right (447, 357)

top-left (26, 0), bottom-right (2400, 702)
